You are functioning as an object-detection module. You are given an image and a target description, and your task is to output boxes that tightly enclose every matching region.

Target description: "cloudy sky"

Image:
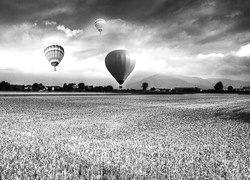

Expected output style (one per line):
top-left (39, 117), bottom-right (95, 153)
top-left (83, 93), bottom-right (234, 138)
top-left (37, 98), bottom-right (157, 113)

top-left (0, 0), bottom-right (250, 86)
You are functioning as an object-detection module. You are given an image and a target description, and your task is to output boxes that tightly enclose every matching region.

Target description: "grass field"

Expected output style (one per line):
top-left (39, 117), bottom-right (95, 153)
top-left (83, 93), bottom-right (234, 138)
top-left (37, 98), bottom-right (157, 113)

top-left (0, 94), bottom-right (249, 179)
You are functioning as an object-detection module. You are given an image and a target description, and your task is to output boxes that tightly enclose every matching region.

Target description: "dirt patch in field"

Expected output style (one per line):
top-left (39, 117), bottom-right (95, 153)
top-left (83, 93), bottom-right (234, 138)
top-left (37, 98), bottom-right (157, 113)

top-left (214, 107), bottom-right (250, 123)
top-left (231, 111), bottom-right (250, 123)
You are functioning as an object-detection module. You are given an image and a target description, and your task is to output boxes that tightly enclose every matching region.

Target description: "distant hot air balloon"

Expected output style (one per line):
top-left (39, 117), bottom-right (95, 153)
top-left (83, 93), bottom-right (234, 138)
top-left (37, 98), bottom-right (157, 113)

top-left (94, 19), bottom-right (106, 34)
top-left (105, 49), bottom-right (136, 85)
top-left (44, 43), bottom-right (64, 71)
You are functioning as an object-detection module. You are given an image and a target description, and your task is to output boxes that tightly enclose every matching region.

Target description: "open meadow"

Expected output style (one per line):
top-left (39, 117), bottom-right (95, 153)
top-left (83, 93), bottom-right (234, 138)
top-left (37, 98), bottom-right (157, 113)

top-left (0, 93), bottom-right (250, 179)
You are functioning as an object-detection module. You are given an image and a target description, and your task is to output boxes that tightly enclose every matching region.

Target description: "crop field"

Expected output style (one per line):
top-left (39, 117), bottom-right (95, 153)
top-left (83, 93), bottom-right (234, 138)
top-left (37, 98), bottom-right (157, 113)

top-left (0, 94), bottom-right (250, 179)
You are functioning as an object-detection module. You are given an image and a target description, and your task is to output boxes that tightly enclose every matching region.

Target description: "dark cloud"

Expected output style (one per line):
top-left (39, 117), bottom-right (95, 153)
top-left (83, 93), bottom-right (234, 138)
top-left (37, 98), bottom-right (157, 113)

top-left (0, 0), bottom-right (76, 26)
top-left (0, 1), bottom-right (214, 25)
top-left (214, 0), bottom-right (250, 36)
top-left (1, 0), bottom-right (250, 35)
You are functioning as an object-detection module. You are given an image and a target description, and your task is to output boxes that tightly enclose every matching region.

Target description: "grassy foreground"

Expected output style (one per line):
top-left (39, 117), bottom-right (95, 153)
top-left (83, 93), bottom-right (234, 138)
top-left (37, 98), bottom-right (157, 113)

top-left (0, 94), bottom-right (250, 179)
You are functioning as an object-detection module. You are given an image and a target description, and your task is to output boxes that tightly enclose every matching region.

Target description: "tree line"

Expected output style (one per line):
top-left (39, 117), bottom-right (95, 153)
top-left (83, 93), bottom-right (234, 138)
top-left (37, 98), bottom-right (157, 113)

top-left (61, 83), bottom-right (113, 92)
top-left (141, 81), bottom-right (240, 93)
top-left (0, 81), bottom-right (114, 92)
top-left (0, 80), bottom-right (245, 93)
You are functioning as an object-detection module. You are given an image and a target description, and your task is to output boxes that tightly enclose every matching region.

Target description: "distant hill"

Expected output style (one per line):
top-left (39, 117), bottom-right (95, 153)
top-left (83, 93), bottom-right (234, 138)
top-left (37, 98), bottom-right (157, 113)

top-left (2, 69), bottom-right (249, 90)
top-left (124, 74), bottom-right (250, 90)
top-left (125, 74), bottom-right (196, 89)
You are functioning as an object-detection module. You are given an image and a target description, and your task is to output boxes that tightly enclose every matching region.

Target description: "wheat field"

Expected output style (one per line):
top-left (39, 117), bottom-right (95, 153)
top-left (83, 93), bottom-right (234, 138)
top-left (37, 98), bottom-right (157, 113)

top-left (0, 94), bottom-right (249, 179)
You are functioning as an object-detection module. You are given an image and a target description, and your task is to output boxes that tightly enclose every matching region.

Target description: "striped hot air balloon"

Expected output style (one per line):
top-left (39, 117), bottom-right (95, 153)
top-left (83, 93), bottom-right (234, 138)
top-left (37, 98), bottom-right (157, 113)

top-left (105, 49), bottom-right (136, 85)
top-left (44, 43), bottom-right (64, 71)
top-left (94, 19), bottom-right (106, 34)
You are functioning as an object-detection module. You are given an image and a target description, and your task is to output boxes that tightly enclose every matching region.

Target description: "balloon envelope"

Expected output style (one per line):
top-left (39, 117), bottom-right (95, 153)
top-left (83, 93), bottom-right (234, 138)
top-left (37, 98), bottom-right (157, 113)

top-left (105, 50), bottom-right (136, 85)
top-left (94, 19), bottom-right (106, 33)
top-left (44, 44), bottom-right (64, 71)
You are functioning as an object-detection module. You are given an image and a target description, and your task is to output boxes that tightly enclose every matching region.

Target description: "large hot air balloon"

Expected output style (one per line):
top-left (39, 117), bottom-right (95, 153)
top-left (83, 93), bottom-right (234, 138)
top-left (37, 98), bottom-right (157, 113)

top-left (44, 43), bottom-right (64, 71)
top-left (94, 19), bottom-right (106, 34)
top-left (105, 49), bottom-right (136, 85)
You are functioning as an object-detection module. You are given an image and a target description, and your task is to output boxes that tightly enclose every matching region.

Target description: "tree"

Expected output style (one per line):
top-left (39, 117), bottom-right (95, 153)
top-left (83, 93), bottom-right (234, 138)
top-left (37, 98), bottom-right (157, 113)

top-left (67, 83), bottom-right (74, 91)
top-left (214, 81), bottom-right (223, 92)
top-left (63, 83), bottom-right (68, 91)
top-left (150, 87), bottom-right (156, 91)
top-left (32, 83), bottom-right (39, 91)
top-left (85, 85), bottom-right (93, 92)
top-left (78, 83), bottom-right (85, 90)
top-left (142, 82), bottom-right (149, 91)
top-left (104, 85), bottom-right (113, 92)
top-left (94, 86), bottom-right (104, 92)
top-left (228, 85), bottom-right (233, 92)
top-left (0, 81), bottom-right (10, 91)
top-left (39, 83), bottom-right (45, 91)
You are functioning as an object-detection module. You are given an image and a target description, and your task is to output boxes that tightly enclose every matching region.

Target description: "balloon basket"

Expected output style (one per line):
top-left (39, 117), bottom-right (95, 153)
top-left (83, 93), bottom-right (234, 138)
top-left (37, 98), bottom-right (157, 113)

top-left (54, 67), bottom-right (56, 71)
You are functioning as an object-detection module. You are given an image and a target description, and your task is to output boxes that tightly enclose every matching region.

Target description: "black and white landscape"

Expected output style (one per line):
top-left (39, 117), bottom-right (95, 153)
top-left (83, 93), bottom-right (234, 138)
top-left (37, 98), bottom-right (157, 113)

top-left (0, 0), bottom-right (250, 179)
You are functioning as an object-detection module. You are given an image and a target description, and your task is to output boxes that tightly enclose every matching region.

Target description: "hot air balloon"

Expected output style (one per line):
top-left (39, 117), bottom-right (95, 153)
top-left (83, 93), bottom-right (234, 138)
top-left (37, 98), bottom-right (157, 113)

top-left (105, 49), bottom-right (136, 85)
top-left (94, 19), bottom-right (106, 34)
top-left (44, 43), bottom-right (64, 71)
